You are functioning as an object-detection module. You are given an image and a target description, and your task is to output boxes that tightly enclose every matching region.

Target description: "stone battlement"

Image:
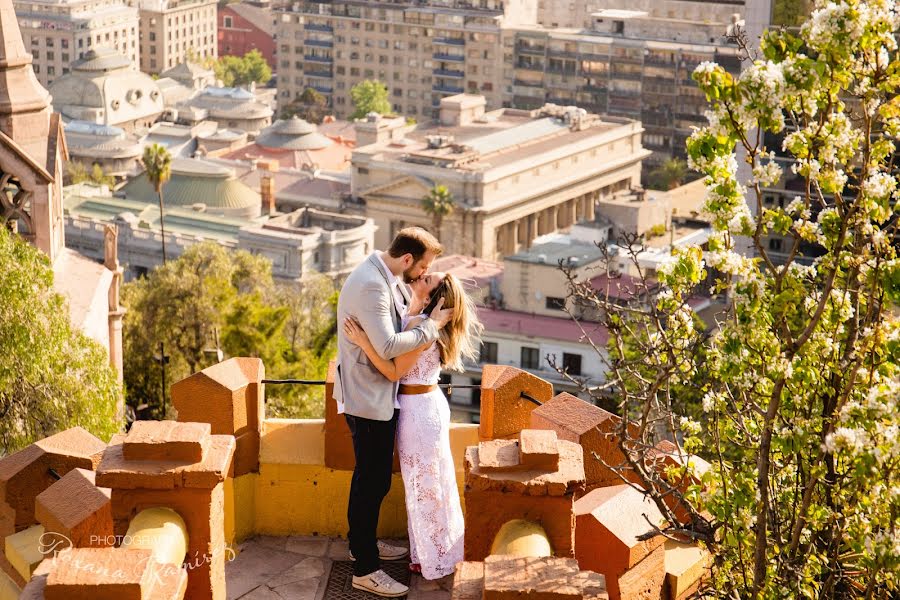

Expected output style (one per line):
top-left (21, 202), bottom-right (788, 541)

top-left (0, 358), bottom-right (710, 600)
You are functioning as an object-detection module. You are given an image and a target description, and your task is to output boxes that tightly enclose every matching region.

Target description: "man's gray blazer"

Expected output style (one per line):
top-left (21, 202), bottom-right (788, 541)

top-left (334, 253), bottom-right (440, 421)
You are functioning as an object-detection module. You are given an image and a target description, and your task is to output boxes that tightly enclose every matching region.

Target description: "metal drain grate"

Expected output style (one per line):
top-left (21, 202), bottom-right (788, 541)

top-left (324, 560), bottom-right (412, 599)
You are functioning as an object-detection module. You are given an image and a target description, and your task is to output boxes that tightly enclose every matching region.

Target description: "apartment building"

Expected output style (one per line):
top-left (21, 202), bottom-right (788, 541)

top-left (130, 0), bottom-right (217, 74)
top-left (275, 0), bottom-right (534, 121)
top-left (275, 0), bottom-right (741, 164)
top-left (509, 0), bottom-right (744, 162)
top-left (15, 0), bottom-right (139, 87)
top-left (349, 95), bottom-right (650, 260)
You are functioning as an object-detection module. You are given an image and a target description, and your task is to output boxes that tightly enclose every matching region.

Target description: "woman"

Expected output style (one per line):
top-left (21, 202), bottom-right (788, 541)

top-left (342, 271), bottom-right (482, 581)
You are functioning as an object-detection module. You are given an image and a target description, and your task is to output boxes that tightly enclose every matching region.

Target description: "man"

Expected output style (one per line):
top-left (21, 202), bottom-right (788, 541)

top-left (334, 227), bottom-right (451, 597)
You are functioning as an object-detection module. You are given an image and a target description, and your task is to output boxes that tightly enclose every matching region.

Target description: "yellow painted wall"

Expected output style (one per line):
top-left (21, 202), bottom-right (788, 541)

top-left (241, 419), bottom-right (480, 539)
top-left (0, 568), bottom-right (20, 600)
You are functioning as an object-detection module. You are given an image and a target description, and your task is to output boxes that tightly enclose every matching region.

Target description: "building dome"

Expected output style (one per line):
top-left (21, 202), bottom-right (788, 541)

top-left (120, 158), bottom-right (261, 219)
top-left (49, 48), bottom-right (163, 131)
top-left (255, 117), bottom-right (334, 151)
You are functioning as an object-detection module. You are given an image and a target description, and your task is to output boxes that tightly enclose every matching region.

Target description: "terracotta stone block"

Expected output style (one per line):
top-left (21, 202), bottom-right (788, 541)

top-left (573, 485), bottom-right (666, 600)
top-left (616, 543), bottom-right (665, 600)
top-left (519, 429), bottom-right (559, 471)
top-left (645, 441), bottom-right (711, 525)
top-left (477, 439), bottom-right (522, 471)
top-left (108, 483), bottom-right (227, 600)
top-left (479, 365), bottom-right (553, 441)
top-left (324, 361), bottom-right (401, 473)
top-left (41, 547), bottom-right (187, 600)
top-left (530, 393), bottom-right (635, 487)
top-left (465, 440), bottom-right (584, 497)
top-left (232, 429), bottom-right (260, 477)
top-left (171, 357), bottom-right (265, 437)
top-left (96, 433), bottom-right (234, 490)
top-left (463, 490), bottom-right (576, 562)
top-left (122, 421), bottom-right (210, 463)
top-left (0, 427), bottom-right (106, 535)
top-left (663, 540), bottom-right (710, 600)
top-left (35, 468), bottom-right (113, 549)
top-left (452, 561), bottom-right (485, 600)
top-left (483, 555), bottom-right (608, 600)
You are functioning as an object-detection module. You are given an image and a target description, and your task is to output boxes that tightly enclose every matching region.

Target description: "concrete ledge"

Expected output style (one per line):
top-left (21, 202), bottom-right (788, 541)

top-left (5, 524), bottom-right (45, 581)
top-left (260, 419), bottom-right (326, 465)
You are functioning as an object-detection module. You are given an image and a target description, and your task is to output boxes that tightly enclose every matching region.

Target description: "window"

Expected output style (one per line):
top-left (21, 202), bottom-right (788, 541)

top-left (613, 20), bottom-right (624, 33)
top-left (479, 342), bottom-right (498, 363)
top-left (768, 238), bottom-right (784, 252)
top-left (562, 353), bottom-right (582, 376)
top-left (521, 346), bottom-right (540, 370)
top-left (545, 297), bottom-right (566, 310)
top-left (224, 16), bottom-right (232, 28)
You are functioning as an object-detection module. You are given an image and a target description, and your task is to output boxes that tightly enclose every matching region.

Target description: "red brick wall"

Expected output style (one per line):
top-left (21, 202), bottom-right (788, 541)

top-left (217, 6), bottom-right (277, 72)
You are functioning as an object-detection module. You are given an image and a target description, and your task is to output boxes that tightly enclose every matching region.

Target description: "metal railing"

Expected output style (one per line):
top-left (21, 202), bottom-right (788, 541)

top-left (260, 378), bottom-right (543, 406)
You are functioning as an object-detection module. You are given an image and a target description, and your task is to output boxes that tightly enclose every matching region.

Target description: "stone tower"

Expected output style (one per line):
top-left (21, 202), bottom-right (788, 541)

top-left (0, 0), bottom-right (67, 263)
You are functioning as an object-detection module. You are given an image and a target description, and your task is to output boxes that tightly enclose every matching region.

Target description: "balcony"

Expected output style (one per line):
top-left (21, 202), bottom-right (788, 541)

top-left (303, 54), bottom-right (333, 63)
top-left (433, 51), bottom-right (465, 62)
top-left (513, 78), bottom-right (543, 88)
top-left (434, 36), bottom-right (465, 46)
top-left (515, 61), bottom-right (545, 72)
top-left (516, 44), bottom-right (546, 56)
top-left (304, 38), bottom-right (333, 48)
top-left (304, 69), bottom-right (332, 78)
top-left (303, 22), bottom-right (333, 32)
top-left (434, 68), bottom-right (464, 78)
top-left (310, 84), bottom-right (333, 94)
top-left (433, 83), bottom-right (465, 94)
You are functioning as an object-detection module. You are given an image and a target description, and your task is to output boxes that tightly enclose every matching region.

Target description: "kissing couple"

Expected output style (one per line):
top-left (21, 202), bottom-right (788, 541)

top-left (333, 227), bottom-right (483, 596)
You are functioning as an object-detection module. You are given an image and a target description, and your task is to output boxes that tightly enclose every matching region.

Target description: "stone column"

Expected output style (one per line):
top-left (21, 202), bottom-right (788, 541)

top-left (586, 191), bottom-right (597, 221)
top-left (552, 205), bottom-right (561, 230)
top-left (96, 421), bottom-right (235, 600)
top-left (527, 214), bottom-right (538, 248)
top-left (509, 220), bottom-right (519, 254)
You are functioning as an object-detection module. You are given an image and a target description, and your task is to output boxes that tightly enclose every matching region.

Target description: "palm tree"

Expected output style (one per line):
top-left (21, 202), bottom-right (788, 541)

top-left (142, 144), bottom-right (172, 263)
top-left (422, 184), bottom-right (455, 236)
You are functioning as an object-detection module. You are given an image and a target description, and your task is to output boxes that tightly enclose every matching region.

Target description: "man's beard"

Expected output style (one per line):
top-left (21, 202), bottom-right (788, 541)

top-left (402, 266), bottom-right (420, 284)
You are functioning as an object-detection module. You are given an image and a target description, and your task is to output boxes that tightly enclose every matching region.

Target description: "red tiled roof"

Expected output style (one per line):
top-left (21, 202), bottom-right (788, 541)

top-left (433, 254), bottom-right (503, 289)
top-left (478, 307), bottom-right (609, 345)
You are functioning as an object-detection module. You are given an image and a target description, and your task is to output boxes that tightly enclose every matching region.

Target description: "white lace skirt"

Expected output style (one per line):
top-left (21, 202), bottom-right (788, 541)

top-left (397, 389), bottom-right (464, 580)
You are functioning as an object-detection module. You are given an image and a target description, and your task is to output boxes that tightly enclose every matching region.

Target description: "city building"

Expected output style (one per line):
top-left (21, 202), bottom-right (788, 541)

top-left (173, 85), bottom-right (274, 135)
top-left (63, 121), bottom-right (143, 177)
top-left (221, 116), bottom-right (354, 171)
top-left (274, 0), bottom-right (531, 119)
top-left (273, 0), bottom-right (741, 164)
top-left (349, 95), bottom-right (650, 260)
top-left (49, 48), bottom-right (164, 132)
top-left (64, 180), bottom-right (375, 280)
top-left (0, 0), bottom-right (125, 386)
top-left (218, 2), bottom-right (276, 71)
top-left (14, 0), bottom-right (139, 87)
top-left (130, 0), bottom-right (217, 74)
top-left (160, 60), bottom-right (216, 90)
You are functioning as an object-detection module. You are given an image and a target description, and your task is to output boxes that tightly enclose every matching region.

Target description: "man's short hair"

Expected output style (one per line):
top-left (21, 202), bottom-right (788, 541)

top-left (387, 227), bottom-right (443, 261)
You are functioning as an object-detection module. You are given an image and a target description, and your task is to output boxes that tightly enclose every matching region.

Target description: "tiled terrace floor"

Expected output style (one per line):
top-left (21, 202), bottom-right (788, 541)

top-left (225, 535), bottom-right (452, 600)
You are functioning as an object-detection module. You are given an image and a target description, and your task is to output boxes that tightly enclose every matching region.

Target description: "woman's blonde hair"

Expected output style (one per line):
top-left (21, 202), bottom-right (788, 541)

top-left (431, 274), bottom-right (483, 372)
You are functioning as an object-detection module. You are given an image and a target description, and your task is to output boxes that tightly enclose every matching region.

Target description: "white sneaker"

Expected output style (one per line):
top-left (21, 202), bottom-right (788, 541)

top-left (351, 569), bottom-right (409, 597)
top-left (349, 540), bottom-right (410, 561)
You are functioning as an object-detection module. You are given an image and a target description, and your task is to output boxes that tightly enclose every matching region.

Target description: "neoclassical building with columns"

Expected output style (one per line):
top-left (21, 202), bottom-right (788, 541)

top-left (348, 94), bottom-right (650, 260)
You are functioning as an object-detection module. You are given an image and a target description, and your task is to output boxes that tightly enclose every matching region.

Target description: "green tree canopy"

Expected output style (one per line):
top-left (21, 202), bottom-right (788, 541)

top-left (349, 79), bottom-right (391, 119)
top-left (280, 88), bottom-right (329, 123)
top-left (0, 228), bottom-right (121, 455)
top-left (122, 243), bottom-right (336, 419)
top-left (646, 158), bottom-right (688, 191)
top-left (562, 1), bottom-right (900, 597)
top-left (65, 162), bottom-right (116, 187)
top-left (421, 184), bottom-right (455, 234)
top-left (214, 49), bottom-right (272, 88)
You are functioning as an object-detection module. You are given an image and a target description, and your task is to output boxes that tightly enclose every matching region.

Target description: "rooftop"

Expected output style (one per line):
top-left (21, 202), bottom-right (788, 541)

top-left (478, 307), bottom-right (610, 345)
top-left (359, 103), bottom-right (640, 173)
top-left (505, 235), bottom-right (607, 267)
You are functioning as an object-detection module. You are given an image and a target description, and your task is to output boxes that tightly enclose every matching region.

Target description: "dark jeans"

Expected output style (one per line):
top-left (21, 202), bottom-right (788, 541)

top-left (345, 409), bottom-right (399, 577)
